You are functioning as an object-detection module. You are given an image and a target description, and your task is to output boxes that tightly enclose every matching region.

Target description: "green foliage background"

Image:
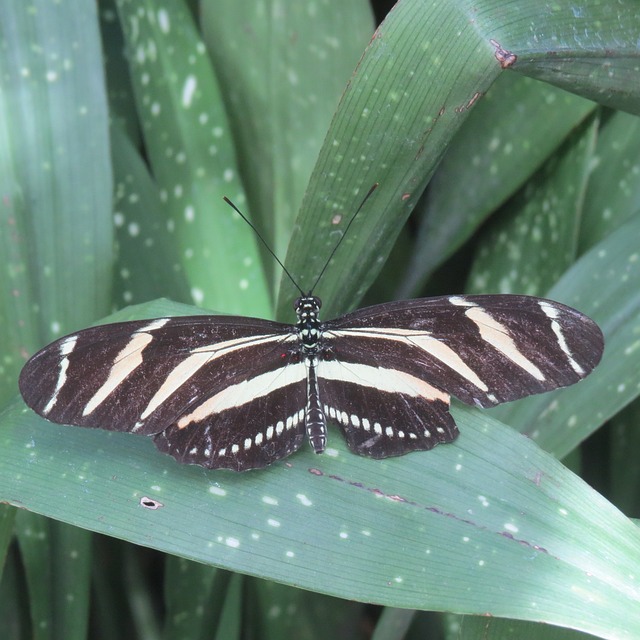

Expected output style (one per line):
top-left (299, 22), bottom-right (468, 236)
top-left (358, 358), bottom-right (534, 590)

top-left (1, 1), bottom-right (639, 638)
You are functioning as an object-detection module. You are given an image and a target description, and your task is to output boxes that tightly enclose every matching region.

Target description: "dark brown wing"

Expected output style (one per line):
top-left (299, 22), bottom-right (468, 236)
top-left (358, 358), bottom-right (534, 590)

top-left (19, 315), bottom-right (307, 470)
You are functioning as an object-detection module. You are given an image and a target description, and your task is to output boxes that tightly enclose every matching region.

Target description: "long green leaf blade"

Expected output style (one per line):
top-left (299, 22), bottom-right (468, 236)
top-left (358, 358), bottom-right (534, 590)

top-left (0, 1), bottom-right (112, 399)
top-left (401, 76), bottom-right (595, 296)
top-left (2, 397), bottom-right (640, 639)
top-left (201, 0), bottom-right (374, 264)
top-left (280, 0), bottom-right (504, 318)
top-left (114, 0), bottom-right (270, 315)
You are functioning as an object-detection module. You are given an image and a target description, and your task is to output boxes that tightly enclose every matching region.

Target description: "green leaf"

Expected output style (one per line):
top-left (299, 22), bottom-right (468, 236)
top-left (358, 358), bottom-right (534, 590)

top-left (610, 398), bottom-right (640, 517)
top-left (580, 110), bottom-right (640, 251)
top-left (2, 394), bottom-right (640, 638)
top-left (372, 607), bottom-right (416, 640)
top-left (467, 113), bottom-right (599, 295)
top-left (111, 125), bottom-right (191, 307)
top-left (162, 557), bottom-right (232, 640)
top-left (0, 0), bottom-right (112, 404)
top-left (0, 504), bottom-right (16, 581)
top-left (0, 546), bottom-right (29, 638)
top-left (401, 75), bottom-right (595, 297)
top-left (201, 0), bottom-right (374, 263)
top-left (2, 1), bottom-right (639, 637)
top-left (501, 2), bottom-right (640, 114)
top-left (280, 0), bottom-right (506, 318)
top-left (249, 580), bottom-right (364, 640)
top-left (114, 0), bottom-right (270, 314)
top-left (490, 212), bottom-right (640, 457)
top-left (458, 616), bottom-right (602, 639)
top-left (15, 513), bottom-right (91, 640)
top-left (281, 0), bottom-right (637, 316)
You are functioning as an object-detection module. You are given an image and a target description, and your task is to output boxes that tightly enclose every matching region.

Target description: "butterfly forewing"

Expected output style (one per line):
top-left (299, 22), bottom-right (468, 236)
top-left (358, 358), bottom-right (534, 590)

top-left (322, 294), bottom-right (604, 409)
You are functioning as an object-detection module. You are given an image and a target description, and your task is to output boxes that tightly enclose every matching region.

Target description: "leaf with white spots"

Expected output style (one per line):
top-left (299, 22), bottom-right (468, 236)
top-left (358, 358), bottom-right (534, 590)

top-left (280, 0), bottom-right (638, 317)
top-left (111, 125), bottom-right (191, 306)
top-left (114, 0), bottom-right (270, 315)
top-left (0, 2), bottom-right (110, 634)
top-left (3, 395), bottom-right (640, 639)
top-left (0, 1), bottom-right (113, 405)
top-left (579, 110), bottom-right (640, 252)
top-left (401, 74), bottom-right (596, 297)
top-left (279, 0), bottom-right (505, 318)
top-left (201, 0), bottom-right (374, 263)
top-left (489, 212), bottom-right (640, 457)
top-left (466, 113), bottom-right (599, 296)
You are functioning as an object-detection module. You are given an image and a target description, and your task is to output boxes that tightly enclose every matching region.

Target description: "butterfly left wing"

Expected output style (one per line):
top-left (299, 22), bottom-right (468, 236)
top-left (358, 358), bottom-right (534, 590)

top-left (19, 315), bottom-right (308, 470)
top-left (318, 294), bottom-right (603, 458)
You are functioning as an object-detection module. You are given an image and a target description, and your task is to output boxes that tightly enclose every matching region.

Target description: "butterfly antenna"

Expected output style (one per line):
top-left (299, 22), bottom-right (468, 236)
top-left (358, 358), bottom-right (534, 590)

top-left (309, 182), bottom-right (378, 294)
top-left (223, 197), bottom-right (305, 296)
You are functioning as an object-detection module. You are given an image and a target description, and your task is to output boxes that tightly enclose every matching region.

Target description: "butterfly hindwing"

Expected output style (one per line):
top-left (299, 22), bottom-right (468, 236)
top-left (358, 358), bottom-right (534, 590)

top-left (154, 364), bottom-right (308, 470)
top-left (317, 364), bottom-right (457, 458)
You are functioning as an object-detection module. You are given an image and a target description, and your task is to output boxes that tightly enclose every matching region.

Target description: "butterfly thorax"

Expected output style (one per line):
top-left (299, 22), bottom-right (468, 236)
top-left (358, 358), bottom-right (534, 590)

top-left (294, 295), bottom-right (322, 353)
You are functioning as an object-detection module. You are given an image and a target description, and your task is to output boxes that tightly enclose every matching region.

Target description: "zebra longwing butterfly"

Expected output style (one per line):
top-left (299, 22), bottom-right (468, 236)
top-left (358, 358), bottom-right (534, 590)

top-left (19, 292), bottom-right (603, 471)
top-left (18, 187), bottom-right (603, 471)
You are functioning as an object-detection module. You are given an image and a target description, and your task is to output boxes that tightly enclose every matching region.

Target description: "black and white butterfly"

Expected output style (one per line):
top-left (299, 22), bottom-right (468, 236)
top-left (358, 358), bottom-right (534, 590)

top-left (18, 190), bottom-right (604, 472)
top-left (19, 292), bottom-right (603, 471)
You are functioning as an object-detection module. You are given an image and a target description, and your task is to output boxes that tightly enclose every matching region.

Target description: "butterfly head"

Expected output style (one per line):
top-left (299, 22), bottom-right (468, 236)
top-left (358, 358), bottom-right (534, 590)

top-left (294, 295), bottom-right (322, 351)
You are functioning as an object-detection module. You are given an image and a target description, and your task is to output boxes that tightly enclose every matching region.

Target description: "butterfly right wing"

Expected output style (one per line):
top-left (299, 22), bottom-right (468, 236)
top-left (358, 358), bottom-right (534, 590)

top-left (316, 294), bottom-right (603, 459)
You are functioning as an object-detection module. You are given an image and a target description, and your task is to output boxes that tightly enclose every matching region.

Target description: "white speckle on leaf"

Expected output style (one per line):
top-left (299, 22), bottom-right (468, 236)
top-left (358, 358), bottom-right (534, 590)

top-left (296, 494), bottom-right (312, 507)
top-left (157, 8), bottom-right (170, 33)
top-left (182, 75), bottom-right (197, 107)
top-left (191, 288), bottom-right (204, 304)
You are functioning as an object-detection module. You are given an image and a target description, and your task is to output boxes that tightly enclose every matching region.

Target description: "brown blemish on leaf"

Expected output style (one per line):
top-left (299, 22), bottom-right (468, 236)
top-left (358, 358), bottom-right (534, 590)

top-left (490, 39), bottom-right (517, 69)
top-left (309, 467), bottom-right (554, 556)
top-left (454, 92), bottom-right (483, 114)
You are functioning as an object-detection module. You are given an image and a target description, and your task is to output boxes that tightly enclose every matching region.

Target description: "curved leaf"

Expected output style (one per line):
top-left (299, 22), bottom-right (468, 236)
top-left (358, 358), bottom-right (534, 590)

top-left (281, 0), bottom-right (638, 317)
top-left (402, 75), bottom-right (595, 297)
top-left (114, 0), bottom-right (270, 314)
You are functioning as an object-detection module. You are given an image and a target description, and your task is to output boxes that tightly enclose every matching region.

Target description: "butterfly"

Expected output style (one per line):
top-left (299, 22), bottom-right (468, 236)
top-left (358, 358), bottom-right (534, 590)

top-left (18, 189), bottom-right (604, 471)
